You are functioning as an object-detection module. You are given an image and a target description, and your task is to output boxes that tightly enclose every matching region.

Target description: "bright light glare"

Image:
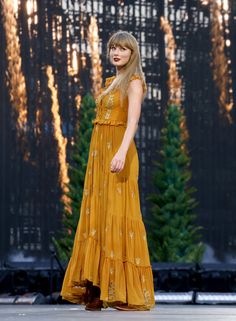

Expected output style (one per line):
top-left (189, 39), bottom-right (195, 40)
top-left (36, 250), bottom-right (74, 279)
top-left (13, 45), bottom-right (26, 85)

top-left (26, 0), bottom-right (34, 16)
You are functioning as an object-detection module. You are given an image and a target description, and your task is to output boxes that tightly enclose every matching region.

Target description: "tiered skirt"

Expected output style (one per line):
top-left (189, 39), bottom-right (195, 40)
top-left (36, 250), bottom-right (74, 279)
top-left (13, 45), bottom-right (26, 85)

top-left (60, 122), bottom-right (155, 309)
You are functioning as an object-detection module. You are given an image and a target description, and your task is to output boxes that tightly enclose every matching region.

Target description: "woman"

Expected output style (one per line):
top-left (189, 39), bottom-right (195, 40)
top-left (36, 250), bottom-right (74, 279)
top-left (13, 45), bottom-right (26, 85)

top-left (60, 30), bottom-right (155, 311)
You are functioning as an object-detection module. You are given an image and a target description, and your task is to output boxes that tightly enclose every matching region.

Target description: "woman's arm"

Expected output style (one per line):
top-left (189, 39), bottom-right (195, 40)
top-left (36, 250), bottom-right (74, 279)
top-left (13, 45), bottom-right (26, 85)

top-left (110, 79), bottom-right (143, 173)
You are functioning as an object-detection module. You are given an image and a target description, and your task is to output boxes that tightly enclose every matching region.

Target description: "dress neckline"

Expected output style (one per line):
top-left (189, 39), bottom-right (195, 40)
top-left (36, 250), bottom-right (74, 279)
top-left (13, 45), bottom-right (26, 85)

top-left (105, 75), bottom-right (116, 88)
top-left (106, 75), bottom-right (116, 81)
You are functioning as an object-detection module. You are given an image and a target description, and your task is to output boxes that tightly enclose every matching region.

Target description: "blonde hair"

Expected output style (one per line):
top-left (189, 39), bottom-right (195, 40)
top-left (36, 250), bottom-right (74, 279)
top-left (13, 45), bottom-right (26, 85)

top-left (99, 30), bottom-right (147, 102)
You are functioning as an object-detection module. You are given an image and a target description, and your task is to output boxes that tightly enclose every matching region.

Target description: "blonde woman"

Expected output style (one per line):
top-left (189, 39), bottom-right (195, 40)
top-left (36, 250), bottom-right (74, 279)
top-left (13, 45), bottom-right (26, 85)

top-left (61, 30), bottom-right (155, 311)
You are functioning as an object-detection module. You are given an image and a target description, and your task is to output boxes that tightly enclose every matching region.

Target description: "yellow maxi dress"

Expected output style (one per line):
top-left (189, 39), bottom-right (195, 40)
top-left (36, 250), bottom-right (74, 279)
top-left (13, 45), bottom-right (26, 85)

top-left (60, 74), bottom-right (155, 309)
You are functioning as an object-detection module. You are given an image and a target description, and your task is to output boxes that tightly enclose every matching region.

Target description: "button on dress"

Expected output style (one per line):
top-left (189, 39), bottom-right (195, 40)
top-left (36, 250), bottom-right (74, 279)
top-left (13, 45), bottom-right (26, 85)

top-left (60, 74), bottom-right (155, 309)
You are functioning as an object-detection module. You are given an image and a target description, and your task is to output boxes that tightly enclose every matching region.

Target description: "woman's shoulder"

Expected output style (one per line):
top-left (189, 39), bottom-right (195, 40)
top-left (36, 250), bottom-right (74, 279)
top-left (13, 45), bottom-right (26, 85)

top-left (128, 73), bottom-right (147, 92)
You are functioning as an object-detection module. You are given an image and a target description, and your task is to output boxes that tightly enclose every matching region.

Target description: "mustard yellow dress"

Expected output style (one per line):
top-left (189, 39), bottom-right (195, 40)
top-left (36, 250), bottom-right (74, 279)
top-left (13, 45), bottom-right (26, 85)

top-left (60, 74), bottom-right (155, 309)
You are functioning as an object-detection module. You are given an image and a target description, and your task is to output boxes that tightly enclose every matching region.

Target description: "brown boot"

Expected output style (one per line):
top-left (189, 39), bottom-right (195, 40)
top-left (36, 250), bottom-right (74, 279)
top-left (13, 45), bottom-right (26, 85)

top-left (85, 297), bottom-right (103, 311)
top-left (85, 283), bottom-right (103, 311)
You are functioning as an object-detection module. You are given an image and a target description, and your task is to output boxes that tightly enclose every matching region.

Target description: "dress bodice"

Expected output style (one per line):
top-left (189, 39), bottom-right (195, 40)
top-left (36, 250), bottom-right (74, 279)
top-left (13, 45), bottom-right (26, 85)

top-left (92, 74), bottom-right (145, 127)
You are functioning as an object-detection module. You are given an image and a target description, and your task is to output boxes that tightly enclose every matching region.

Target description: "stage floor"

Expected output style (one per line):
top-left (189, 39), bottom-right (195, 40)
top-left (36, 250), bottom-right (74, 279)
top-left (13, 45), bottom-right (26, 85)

top-left (1, 305), bottom-right (236, 321)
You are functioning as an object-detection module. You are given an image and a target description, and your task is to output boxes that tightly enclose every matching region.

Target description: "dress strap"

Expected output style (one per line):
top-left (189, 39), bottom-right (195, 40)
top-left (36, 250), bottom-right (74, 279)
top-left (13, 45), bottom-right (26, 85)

top-left (129, 74), bottom-right (141, 82)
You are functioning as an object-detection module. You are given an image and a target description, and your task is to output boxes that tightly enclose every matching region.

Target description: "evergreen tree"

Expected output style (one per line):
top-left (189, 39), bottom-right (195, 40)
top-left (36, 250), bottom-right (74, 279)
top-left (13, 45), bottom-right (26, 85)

top-left (146, 104), bottom-right (204, 263)
top-left (53, 93), bottom-right (96, 262)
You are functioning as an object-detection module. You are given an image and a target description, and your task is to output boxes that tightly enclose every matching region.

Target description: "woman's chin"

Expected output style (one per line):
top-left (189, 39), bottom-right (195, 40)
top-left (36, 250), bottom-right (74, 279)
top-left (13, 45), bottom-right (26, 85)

top-left (112, 62), bottom-right (125, 68)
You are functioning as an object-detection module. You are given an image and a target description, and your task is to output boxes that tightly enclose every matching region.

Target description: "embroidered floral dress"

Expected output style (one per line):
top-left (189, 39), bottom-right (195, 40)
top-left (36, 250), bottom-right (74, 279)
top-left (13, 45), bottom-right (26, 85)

top-left (60, 74), bottom-right (155, 309)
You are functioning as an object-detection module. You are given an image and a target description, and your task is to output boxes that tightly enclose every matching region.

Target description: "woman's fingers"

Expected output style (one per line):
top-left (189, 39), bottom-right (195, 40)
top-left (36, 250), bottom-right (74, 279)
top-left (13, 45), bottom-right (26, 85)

top-left (110, 159), bottom-right (124, 172)
top-left (116, 160), bottom-right (123, 172)
top-left (111, 160), bottom-right (118, 172)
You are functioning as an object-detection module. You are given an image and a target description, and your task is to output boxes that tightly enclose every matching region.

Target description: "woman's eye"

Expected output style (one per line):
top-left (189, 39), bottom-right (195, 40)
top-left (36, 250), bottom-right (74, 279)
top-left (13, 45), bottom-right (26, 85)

top-left (110, 46), bottom-right (127, 52)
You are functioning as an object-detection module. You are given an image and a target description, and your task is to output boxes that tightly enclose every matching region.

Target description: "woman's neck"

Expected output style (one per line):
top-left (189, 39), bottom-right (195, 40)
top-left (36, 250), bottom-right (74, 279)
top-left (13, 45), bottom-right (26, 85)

top-left (116, 66), bottom-right (125, 76)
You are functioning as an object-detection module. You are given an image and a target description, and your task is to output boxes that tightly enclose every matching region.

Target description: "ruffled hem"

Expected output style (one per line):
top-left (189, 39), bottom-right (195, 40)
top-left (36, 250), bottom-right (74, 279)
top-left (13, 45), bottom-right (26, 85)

top-left (60, 235), bottom-right (155, 308)
top-left (92, 118), bottom-right (127, 126)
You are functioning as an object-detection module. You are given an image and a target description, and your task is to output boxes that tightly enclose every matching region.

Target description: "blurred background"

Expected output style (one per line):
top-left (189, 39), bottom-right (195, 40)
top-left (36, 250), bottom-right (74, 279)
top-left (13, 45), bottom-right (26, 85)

top-left (0, 1), bottom-right (236, 302)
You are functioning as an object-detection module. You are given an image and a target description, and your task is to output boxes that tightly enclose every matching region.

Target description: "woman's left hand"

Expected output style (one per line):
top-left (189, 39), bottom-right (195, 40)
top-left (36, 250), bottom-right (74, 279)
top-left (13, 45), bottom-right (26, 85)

top-left (110, 149), bottom-right (127, 173)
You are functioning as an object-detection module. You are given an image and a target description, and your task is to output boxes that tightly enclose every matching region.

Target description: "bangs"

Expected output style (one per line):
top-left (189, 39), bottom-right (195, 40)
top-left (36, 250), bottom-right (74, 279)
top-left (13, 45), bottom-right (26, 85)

top-left (109, 33), bottom-right (132, 50)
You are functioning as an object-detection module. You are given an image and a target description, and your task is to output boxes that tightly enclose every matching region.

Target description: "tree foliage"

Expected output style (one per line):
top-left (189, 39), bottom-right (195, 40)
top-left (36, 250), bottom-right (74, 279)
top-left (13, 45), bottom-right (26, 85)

top-left (146, 104), bottom-right (205, 263)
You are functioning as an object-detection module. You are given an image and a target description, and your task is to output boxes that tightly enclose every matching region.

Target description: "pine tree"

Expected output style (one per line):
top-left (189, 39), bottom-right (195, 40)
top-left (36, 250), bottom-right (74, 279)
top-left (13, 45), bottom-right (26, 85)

top-left (53, 93), bottom-right (96, 262)
top-left (146, 104), bottom-right (205, 263)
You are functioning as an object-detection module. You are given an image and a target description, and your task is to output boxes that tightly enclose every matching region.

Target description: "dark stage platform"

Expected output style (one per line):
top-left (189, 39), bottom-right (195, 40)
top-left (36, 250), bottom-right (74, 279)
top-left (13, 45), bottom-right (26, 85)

top-left (1, 305), bottom-right (236, 321)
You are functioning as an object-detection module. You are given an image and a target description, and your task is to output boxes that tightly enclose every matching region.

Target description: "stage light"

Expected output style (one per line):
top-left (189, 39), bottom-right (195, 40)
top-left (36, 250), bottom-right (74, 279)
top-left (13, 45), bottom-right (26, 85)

top-left (0, 292), bottom-right (46, 305)
top-left (13, 0), bottom-right (19, 14)
top-left (155, 291), bottom-right (194, 304)
top-left (46, 65), bottom-right (71, 211)
top-left (210, 0), bottom-right (234, 120)
top-left (0, 294), bottom-right (19, 304)
top-left (1, 0), bottom-right (28, 134)
top-left (160, 16), bottom-right (182, 106)
top-left (26, 0), bottom-right (34, 16)
top-left (15, 292), bottom-right (46, 304)
top-left (88, 16), bottom-right (102, 97)
top-left (196, 292), bottom-right (236, 304)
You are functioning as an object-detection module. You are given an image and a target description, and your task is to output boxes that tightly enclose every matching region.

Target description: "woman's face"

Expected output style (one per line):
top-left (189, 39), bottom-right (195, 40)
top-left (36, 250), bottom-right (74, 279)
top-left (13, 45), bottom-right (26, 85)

top-left (109, 44), bottom-right (132, 69)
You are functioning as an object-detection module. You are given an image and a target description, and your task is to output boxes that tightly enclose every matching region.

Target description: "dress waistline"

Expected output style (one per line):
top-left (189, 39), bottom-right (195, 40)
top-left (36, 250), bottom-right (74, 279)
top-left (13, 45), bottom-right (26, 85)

top-left (92, 118), bottom-right (127, 127)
